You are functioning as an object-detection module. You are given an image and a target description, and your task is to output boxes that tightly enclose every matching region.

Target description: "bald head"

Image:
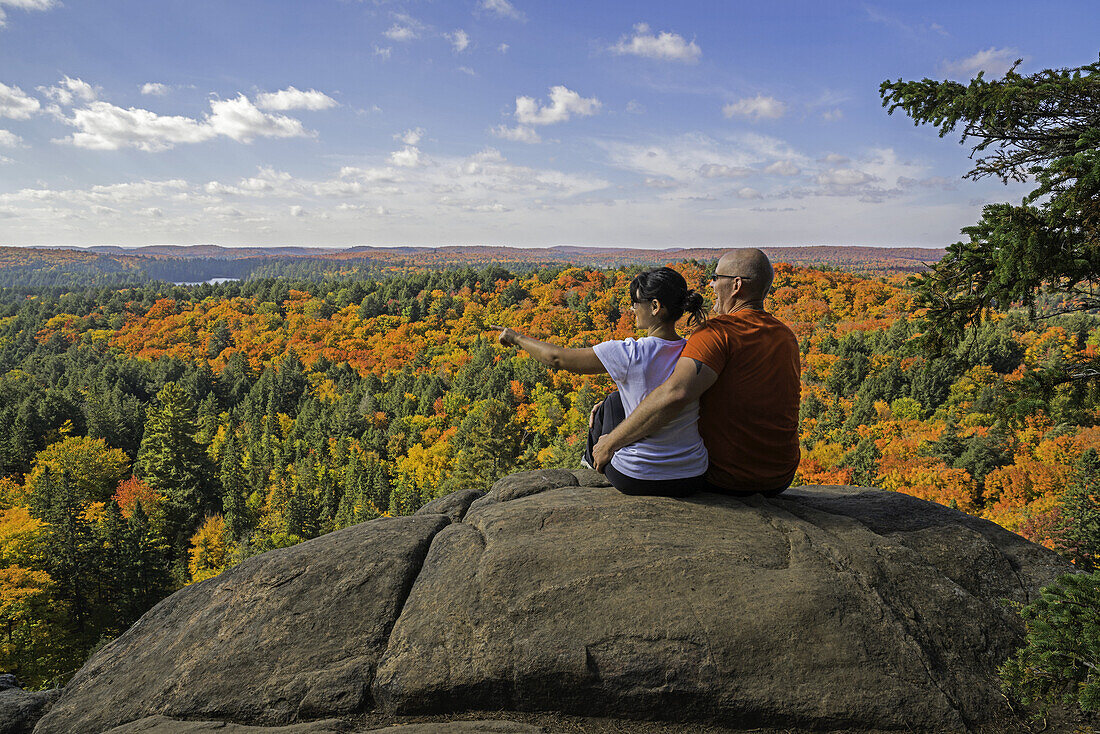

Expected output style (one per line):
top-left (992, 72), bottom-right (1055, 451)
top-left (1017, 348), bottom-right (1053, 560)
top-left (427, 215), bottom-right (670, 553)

top-left (717, 248), bottom-right (773, 301)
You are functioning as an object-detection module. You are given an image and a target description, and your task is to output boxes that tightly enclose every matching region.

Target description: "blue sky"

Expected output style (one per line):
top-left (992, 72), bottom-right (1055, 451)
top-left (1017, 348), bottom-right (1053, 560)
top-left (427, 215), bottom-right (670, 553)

top-left (0, 0), bottom-right (1096, 248)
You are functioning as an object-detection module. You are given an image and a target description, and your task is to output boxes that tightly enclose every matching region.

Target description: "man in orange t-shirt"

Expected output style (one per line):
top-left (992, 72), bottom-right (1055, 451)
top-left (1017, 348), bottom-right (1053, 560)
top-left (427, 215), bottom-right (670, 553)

top-left (592, 248), bottom-right (801, 495)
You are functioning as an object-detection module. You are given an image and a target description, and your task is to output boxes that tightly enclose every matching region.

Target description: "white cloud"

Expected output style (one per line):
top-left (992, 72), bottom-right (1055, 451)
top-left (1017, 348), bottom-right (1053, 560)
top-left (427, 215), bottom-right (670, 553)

top-left (290, 205), bottom-right (306, 217)
top-left (479, 0), bottom-right (524, 21)
top-left (0, 82), bottom-right (40, 119)
top-left (0, 155), bottom-right (10, 164)
top-left (492, 124), bottom-right (541, 143)
top-left (141, 82), bottom-right (170, 96)
top-left (384, 23), bottom-right (419, 42)
top-left (735, 187), bottom-right (762, 200)
top-left (697, 163), bottom-right (750, 178)
top-left (0, 129), bottom-right (21, 147)
top-left (815, 168), bottom-right (874, 186)
top-left (822, 108), bottom-right (843, 122)
top-left (254, 86), bottom-right (337, 111)
top-left (514, 85), bottom-right (600, 126)
top-left (206, 95), bottom-right (308, 142)
top-left (390, 146), bottom-right (427, 167)
top-left (765, 160), bottom-right (800, 176)
top-left (38, 76), bottom-right (98, 106)
top-left (611, 23), bottom-right (701, 63)
top-left (0, 0), bottom-right (56, 27)
top-left (625, 100), bottom-right (645, 114)
top-left (457, 66), bottom-right (476, 77)
top-left (498, 43), bottom-right (509, 53)
top-left (374, 45), bottom-right (392, 59)
top-left (603, 133), bottom-right (792, 183)
top-left (723, 95), bottom-right (786, 121)
top-left (61, 102), bottom-right (211, 151)
top-left (56, 95), bottom-right (311, 151)
top-left (446, 29), bottom-right (470, 52)
top-left (396, 127), bottom-right (423, 145)
top-left (941, 47), bottom-right (1019, 79)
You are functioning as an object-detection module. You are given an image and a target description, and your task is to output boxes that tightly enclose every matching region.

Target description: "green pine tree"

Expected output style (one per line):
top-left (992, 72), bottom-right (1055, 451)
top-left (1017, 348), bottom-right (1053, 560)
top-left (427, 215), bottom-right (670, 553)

top-left (137, 382), bottom-right (216, 551)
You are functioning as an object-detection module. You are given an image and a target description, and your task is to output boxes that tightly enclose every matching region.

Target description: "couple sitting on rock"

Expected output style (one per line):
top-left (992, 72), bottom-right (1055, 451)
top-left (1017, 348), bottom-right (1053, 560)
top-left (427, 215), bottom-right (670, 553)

top-left (495, 248), bottom-right (800, 498)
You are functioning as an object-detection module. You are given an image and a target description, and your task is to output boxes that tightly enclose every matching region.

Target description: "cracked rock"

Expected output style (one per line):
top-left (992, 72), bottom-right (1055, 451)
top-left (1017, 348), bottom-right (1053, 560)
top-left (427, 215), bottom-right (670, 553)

top-left (31, 480), bottom-right (1071, 734)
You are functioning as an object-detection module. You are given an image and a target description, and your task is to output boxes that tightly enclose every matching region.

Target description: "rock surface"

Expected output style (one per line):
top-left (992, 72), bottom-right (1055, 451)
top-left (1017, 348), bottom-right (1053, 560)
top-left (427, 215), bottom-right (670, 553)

top-left (102, 716), bottom-right (351, 733)
top-left (0, 686), bottom-right (60, 734)
top-left (33, 470), bottom-right (1071, 733)
top-left (34, 514), bottom-right (450, 734)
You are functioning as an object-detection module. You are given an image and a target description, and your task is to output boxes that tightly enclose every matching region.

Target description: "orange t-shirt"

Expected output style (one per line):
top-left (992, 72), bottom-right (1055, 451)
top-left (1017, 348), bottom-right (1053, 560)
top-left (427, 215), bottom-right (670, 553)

top-left (681, 310), bottom-right (801, 491)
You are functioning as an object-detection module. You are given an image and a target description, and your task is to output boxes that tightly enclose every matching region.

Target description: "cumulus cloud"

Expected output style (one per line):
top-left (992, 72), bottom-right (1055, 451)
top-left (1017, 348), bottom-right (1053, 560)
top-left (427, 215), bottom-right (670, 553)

top-left (0, 82), bottom-right (40, 119)
top-left (207, 95), bottom-right (309, 142)
top-left (815, 168), bottom-right (874, 186)
top-left (254, 86), bottom-right (337, 111)
top-left (603, 133), bottom-right (793, 184)
top-left (446, 29), bottom-right (470, 52)
top-left (697, 163), bottom-right (750, 178)
top-left (384, 15), bottom-right (424, 42)
top-left (374, 45), bottom-right (392, 59)
top-left (141, 82), bottom-right (170, 96)
top-left (0, 0), bottom-right (57, 27)
top-left (493, 86), bottom-right (599, 143)
top-left (0, 129), bottom-right (21, 147)
top-left (764, 160), bottom-right (800, 176)
top-left (611, 23), bottom-right (701, 63)
top-left (56, 94), bottom-right (312, 151)
top-left (723, 95), bottom-right (786, 121)
top-left (514, 85), bottom-right (600, 126)
top-left (390, 146), bottom-right (427, 167)
top-left (735, 187), bottom-right (762, 199)
top-left (396, 128), bottom-right (424, 145)
top-left (38, 76), bottom-right (98, 106)
top-left (492, 124), bottom-right (541, 144)
top-left (479, 0), bottom-right (524, 21)
top-left (941, 47), bottom-right (1020, 79)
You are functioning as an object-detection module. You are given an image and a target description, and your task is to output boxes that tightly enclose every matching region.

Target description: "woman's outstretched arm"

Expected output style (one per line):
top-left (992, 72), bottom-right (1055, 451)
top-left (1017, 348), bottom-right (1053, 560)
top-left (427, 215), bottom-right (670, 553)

top-left (492, 326), bottom-right (606, 375)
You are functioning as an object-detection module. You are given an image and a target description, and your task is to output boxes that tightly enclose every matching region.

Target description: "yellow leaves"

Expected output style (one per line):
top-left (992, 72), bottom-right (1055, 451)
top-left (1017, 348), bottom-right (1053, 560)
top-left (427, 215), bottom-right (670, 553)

top-left (0, 506), bottom-right (42, 565)
top-left (1022, 326), bottom-right (1075, 368)
top-left (187, 515), bottom-right (231, 584)
top-left (0, 565), bottom-right (52, 623)
top-left (25, 436), bottom-right (130, 504)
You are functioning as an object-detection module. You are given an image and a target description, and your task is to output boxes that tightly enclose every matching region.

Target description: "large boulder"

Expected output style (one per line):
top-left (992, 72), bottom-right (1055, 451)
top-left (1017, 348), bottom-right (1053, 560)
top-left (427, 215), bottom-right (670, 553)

top-left (33, 471), bottom-right (1071, 733)
top-left (0, 678), bottom-right (60, 734)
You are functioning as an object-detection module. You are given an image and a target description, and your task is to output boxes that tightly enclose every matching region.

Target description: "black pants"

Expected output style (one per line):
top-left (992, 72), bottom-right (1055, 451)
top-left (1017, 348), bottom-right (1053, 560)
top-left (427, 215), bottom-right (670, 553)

top-left (583, 391), bottom-right (791, 499)
top-left (583, 391), bottom-right (708, 497)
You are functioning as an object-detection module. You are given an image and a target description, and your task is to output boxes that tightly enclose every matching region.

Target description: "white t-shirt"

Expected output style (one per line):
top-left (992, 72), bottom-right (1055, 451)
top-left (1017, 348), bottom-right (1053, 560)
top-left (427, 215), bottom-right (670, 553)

top-left (592, 336), bottom-right (709, 480)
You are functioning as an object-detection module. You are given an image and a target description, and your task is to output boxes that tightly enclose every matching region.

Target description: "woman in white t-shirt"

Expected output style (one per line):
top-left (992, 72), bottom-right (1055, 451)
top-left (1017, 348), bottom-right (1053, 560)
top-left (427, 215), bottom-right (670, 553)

top-left (493, 267), bottom-right (709, 496)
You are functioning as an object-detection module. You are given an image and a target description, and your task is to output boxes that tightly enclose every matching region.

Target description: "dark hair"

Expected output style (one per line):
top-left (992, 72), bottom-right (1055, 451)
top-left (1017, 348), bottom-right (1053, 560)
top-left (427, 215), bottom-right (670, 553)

top-left (629, 267), bottom-right (707, 328)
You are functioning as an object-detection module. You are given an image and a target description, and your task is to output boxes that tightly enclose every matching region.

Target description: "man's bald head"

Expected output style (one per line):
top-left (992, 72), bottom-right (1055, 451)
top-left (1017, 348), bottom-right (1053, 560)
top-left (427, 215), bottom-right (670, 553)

top-left (717, 248), bottom-right (773, 301)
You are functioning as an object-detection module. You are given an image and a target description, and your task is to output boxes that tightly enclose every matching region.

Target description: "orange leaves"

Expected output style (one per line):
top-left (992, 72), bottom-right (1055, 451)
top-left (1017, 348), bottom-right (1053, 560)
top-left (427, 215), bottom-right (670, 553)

top-left (112, 477), bottom-right (164, 519)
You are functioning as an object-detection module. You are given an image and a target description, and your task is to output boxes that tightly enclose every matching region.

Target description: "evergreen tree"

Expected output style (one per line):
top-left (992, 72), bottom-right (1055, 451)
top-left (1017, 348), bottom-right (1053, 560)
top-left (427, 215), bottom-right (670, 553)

top-left (881, 57), bottom-right (1100, 346)
top-left (137, 382), bottom-right (216, 551)
top-left (220, 432), bottom-right (251, 540)
top-left (30, 470), bottom-right (97, 647)
top-left (1057, 449), bottom-right (1100, 570)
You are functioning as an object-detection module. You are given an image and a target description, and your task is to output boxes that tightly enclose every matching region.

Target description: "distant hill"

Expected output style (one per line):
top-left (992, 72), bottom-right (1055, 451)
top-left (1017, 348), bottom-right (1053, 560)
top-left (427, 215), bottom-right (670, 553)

top-left (0, 244), bottom-right (945, 287)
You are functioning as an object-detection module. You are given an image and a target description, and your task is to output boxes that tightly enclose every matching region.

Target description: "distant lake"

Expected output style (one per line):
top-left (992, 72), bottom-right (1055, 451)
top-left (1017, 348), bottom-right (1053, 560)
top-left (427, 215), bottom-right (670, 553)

top-left (172, 277), bottom-right (240, 286)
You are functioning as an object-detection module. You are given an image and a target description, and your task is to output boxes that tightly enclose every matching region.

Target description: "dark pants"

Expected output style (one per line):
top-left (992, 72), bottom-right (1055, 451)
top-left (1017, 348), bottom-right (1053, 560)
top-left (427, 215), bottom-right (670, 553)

top-left (584, 391), bottom-right (790, 499)
top-left (583, 391), bottom-right (708, 497)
